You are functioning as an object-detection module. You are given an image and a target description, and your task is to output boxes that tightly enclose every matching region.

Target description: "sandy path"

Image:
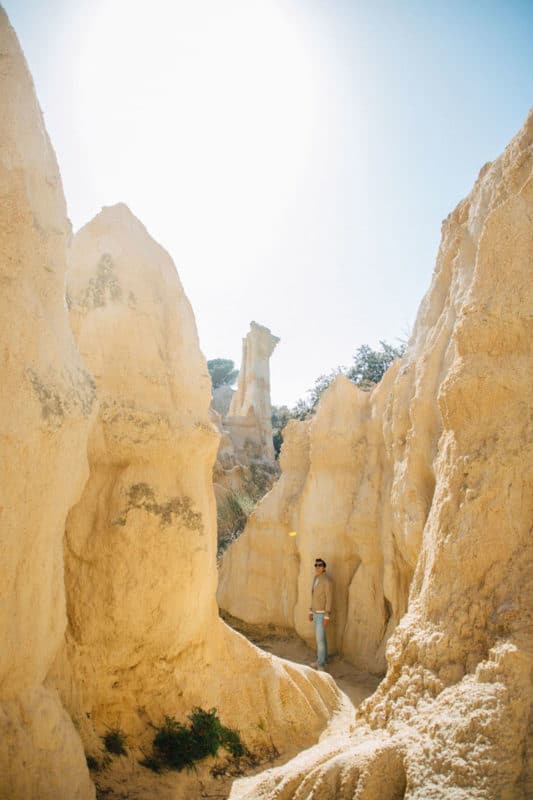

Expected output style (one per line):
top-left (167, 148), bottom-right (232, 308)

top-left (223, 614), bottom-right (382, 709)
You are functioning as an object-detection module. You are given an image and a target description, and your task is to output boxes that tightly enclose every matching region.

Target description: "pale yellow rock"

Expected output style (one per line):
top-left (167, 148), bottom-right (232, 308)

top-left (56, 205), bottom-right (342, 773)
top-left (0, 8), bottom-right (96, 798)
top-left (229, 110), bottom-right (533, 799)
top-left (227, 321), bottom-right (280, 461)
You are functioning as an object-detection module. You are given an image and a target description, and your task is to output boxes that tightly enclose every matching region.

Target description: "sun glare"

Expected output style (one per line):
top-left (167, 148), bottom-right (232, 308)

top-left (76, 0), bottom-right (317, 255)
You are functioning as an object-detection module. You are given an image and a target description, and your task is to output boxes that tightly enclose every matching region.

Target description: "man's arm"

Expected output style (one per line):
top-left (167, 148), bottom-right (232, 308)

top-left (323, 577), bottom-right (332, 625)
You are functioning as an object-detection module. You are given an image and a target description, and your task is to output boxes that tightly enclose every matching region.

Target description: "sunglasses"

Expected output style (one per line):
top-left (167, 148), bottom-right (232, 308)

top-left (314, 563), bottom-right (324, 567)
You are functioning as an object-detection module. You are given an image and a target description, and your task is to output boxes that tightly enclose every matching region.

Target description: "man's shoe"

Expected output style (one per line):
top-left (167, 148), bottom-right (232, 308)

top-left (317, 666), bottom-right (327, 672)
top-left (309, 661), bottom-right (319, 668)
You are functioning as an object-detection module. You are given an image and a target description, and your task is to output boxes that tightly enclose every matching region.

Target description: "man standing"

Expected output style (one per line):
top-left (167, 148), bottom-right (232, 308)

top-left (308, 558), bottom-right (332, 670)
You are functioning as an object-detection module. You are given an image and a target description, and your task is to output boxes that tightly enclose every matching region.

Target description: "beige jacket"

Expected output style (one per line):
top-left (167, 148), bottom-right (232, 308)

top-left (310, 572), bottom-right (333, 618)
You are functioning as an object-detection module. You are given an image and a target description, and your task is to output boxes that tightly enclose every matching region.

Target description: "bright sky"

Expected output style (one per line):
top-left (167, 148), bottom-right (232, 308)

top-left (5, 0), bottom-right (532, 406)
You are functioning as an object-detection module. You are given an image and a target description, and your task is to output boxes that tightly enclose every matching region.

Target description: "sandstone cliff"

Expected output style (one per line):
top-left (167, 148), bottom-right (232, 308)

top-left (56, 204), bottom-right (341, 775)
top-left (228, 111), bottom-right (533, 798)
top-left (1, 10), bottom-right (342, 795)
top-left (0, 9), bottom-right (96, 799)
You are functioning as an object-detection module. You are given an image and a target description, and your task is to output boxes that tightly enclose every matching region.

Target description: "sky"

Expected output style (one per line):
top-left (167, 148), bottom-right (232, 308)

top-left (4, 0), bottom-right (533, 406)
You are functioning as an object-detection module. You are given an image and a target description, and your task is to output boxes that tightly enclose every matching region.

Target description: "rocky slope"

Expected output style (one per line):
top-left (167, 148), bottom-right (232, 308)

top-left (227, 111), bottom-right (533, 798)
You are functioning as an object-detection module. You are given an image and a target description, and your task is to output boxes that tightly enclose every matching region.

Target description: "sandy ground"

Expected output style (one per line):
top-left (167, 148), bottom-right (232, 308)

top-left (230, 618), bottom-right (381, 707)
top-left (92, 618), bottom-right (382, 799)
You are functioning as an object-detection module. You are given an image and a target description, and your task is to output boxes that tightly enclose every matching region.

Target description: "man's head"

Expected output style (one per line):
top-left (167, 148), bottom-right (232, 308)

top-left (314, 558), bottom-right (326, 573)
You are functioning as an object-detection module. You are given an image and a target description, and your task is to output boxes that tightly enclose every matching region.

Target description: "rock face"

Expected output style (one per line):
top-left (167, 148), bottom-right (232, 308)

top-left (56, 205), bottom-right (341, 770)
top-left (228, 111), bottom-right (533, 798)
top-left (0, 10), bottom-right (96, 799)
top-left (227, 321), bottom-right (279, 462)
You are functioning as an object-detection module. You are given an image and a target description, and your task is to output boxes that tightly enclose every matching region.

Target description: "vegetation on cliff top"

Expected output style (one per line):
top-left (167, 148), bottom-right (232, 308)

top-left (272, 339), bottom-right (407, 455)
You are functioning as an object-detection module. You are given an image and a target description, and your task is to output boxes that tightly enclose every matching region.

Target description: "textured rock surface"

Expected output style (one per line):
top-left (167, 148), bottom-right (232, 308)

top-left (56, 205), bottom-right (342, 775)
top-left (228, 111), bottom-right (533, 799)
top-left (0, 9), bottom-right (96, 798)
top-left (227, 321), bottom-right (279, 461)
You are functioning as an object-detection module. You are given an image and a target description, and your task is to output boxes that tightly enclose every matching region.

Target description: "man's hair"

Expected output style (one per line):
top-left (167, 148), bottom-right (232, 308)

top-left (315, 558), bottom-right (326, 567)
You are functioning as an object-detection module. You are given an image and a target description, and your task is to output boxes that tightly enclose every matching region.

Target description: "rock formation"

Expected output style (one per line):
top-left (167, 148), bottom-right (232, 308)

top-left (0, 11), bottom-right (341, 796)
top-left (227, 111), bottom-right (533, 798)
top-left (212, 323), bottom-right (280, 551)
top-left (0, 9), bottom-right (96, 798)
top-left (56, 204), bottom-right (341, 778)
top-left (227, 321), bottom-right (279, 462)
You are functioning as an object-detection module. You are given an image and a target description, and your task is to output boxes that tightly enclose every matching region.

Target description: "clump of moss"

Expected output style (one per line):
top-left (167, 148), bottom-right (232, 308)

top-left (139, 707), bottom-right (248, 773)
top-left (102, 728), bottom-right (127, 756)
top-left (85, 755), bottom-right (99, 771)
top-left (138, 755), bottom-right (162, 773)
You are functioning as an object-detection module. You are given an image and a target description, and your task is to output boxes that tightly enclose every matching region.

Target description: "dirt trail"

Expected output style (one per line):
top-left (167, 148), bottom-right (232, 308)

top-left (223, 614), bottom-right (382, 708)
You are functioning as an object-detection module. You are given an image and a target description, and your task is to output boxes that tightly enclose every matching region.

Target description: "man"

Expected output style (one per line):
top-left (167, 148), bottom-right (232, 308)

top-left (308, 557), bottom-right (332, 670)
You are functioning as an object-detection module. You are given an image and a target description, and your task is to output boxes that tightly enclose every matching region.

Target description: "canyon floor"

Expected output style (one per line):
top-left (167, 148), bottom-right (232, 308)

top-left (91, 618), bottom-right (380, 800)
top-left (223, 614), bottom-right (382, 708)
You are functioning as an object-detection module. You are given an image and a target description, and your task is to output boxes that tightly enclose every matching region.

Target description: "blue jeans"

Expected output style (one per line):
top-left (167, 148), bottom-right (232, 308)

top-left (313, 612), bottom-right (328, 667)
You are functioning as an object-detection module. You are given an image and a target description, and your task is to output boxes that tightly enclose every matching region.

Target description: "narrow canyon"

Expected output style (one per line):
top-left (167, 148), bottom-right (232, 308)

top-left (0, 6), bottom-right (531, 800)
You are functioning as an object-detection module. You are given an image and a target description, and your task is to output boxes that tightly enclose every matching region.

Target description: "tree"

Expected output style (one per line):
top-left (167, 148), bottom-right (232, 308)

top-left (346, 340), bottom-right (407, 390)
top-left (286, 369), bottom-right (344, 422)
top-left (271, 405), bottom-right (292, 457)
top-left (288, 339), bottom-right (407, 423)
top-left (207, 358), bottom-right (239, 390)
top-left (272, 339), bottom-right (408, 455)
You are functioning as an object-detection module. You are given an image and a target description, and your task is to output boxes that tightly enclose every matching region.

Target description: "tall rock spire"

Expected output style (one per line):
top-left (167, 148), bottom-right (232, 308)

top-left (228, 321), bottom-right (279, 460)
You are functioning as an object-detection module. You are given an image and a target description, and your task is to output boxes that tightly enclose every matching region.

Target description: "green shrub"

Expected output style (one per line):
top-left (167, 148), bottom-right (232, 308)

top-left (216, 490), bottom-right (256, 557)
top-left (102, 728), bottom-right (127, 756)
top-left (146, 707), bottom-right (247, 773)
top-left (219, 726), bottom-right (246, 758)
top-left (244, 462), bottom-right (278, 500)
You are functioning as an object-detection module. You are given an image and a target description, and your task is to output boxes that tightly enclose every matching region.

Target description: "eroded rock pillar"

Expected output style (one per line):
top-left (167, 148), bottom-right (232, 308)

top-left (227, 321), bottom-right (279, 461)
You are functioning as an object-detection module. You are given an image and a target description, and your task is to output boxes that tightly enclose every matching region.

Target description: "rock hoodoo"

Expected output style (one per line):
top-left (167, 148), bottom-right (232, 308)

top-left (212, 322), bottom-right (280, 551)
top-left (227, 111), bottom-right (533, 799)
top-left (0, 9), bottom-right (96, 799)
top-left (226, 321), bottom-right (280, 463)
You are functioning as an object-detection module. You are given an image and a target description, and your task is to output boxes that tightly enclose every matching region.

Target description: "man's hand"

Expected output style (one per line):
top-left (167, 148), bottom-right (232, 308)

top-left (308, 612), bottom-right (313, 622)
top-left (323, 618), bottom-right (329, 627)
